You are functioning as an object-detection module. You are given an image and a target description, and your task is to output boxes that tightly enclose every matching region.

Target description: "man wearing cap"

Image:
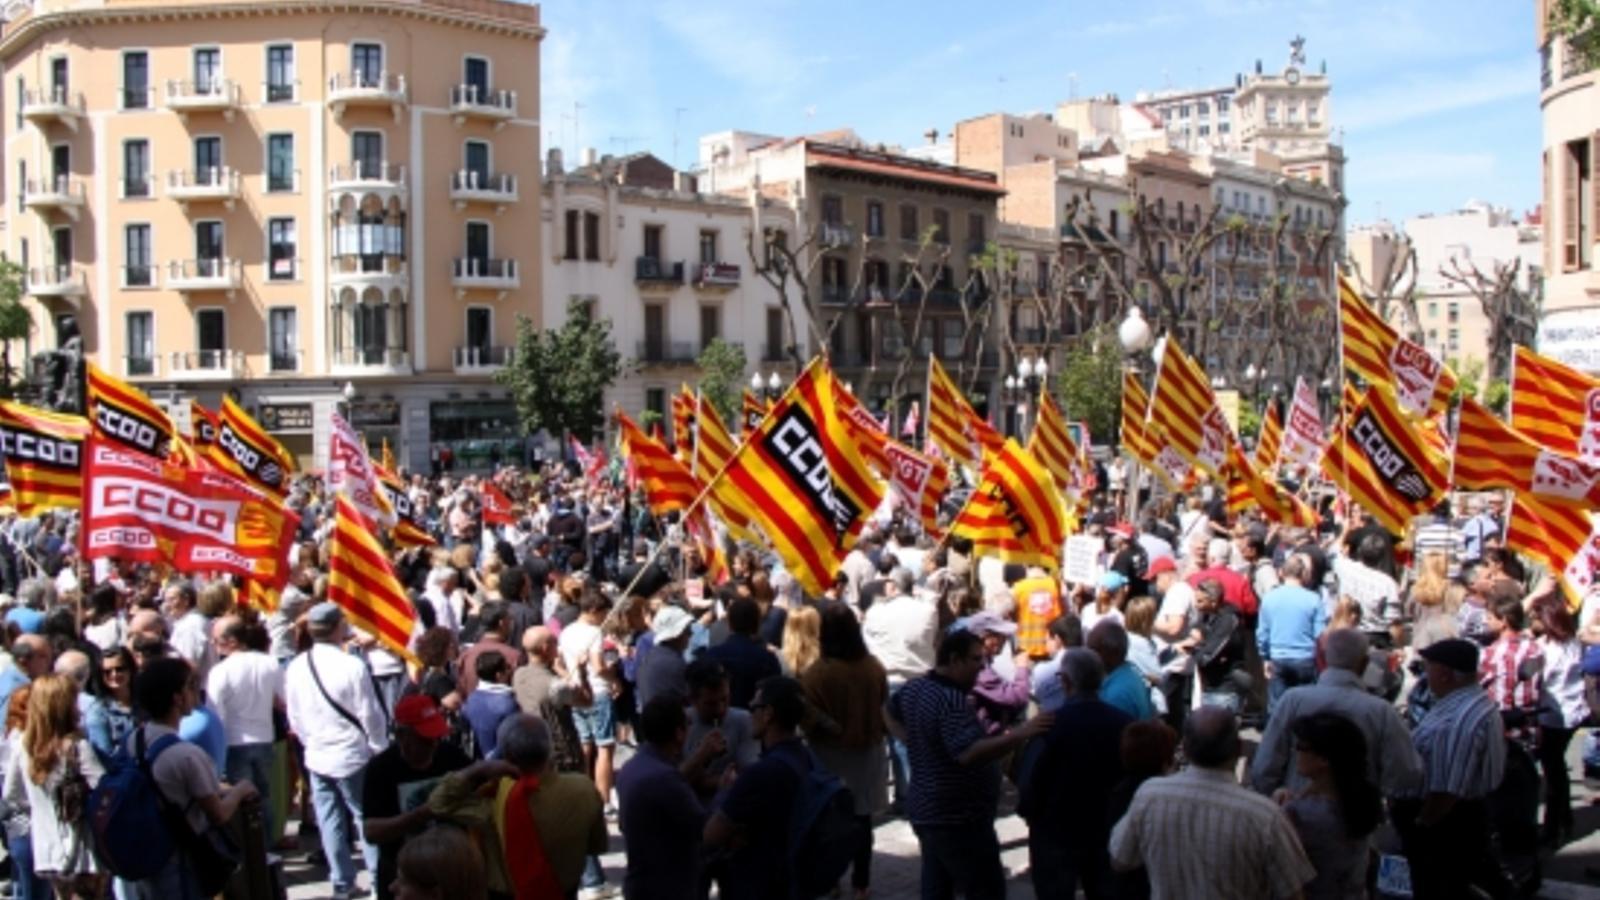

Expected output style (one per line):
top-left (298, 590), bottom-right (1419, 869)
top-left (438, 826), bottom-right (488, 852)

top-left (636, 605), bottom-right (694, 707)
top-left (1393, 638), bottom-right (1510, 899)
top-left (961, 611), bottom-right (1032, 736)
top-left (1145, 557), bottom-right (1193, 645)
top-left (285, 602), bottom-right (390, 900)
top-left (361, 695), bottom-right (471, 900)
top-left (1083, 571), bottom-right (1129, 632)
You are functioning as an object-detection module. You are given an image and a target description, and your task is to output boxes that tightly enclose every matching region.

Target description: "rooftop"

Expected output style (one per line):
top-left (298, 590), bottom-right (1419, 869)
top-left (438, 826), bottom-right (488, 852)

top-left (804, 141), bottom-right (1005, 195)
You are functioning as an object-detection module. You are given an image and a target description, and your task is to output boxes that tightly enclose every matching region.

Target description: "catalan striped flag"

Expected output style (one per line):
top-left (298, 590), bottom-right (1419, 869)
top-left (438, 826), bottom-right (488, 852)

top-left (617, 410), bottom-right (699, 514)
top-left (949, 439), bottom-right (1066, 570)
top-left (927, 355), bottom-right (1002, 466)
top-left (1320, 386), bottom-right (1450, 535)
top-left (1338, 275), bottom-right (1457, 417)
top-left (1121, 372), bottom-right (1157, 466)
top-left (375, 464), bottom-right (436, 549)
top-left (190, 400), bottom-right (218, 448)
top-left (703, 360), bottom-right (884, 596)
top-left (1506, 494), bottom-right (1598, 607)
top-left (1457, 396), bottom-right (1600, 508)
top-left (1147, 339), bottom-right (1234, 476)
top-left (1029, 388), bottom-right (1081, 495)
top-left (671, 388), bottom-right (695, 464)
top-left (1224, 442), bottom-right (1317, 528)
top-left (209, 395), bottom-right (296, 497)
top-left (1254, 399), bottom-right (1283, 472)
top-left (380, 438), bottom-right (397, 474)
top-left (0, 402), bottom-right (88, 515)
top-left (1510, 344), bottom-right (1600, 463)
top-left (327, 496), bottom-right (417, 658)
top-left (742, 389), bottom-right (768, 437)
top-left (690, 392), bottom-right (762, 546)
top-left (86, 362), bottom-right (183, 462)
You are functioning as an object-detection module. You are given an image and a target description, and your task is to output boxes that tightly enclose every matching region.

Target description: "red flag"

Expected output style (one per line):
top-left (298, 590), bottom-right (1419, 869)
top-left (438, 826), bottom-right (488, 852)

top-left (481, 481), bottom-right (516, 525)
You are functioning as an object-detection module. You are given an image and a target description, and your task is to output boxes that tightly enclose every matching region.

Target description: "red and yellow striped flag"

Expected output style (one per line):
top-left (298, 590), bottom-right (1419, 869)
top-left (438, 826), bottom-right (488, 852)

top-left (190, 400), bottom-right (218, 450)
top-left (1029, 388), bottom-right (1081, 495)
top-left (671, 387), bottom-right (695, 464)
top-left (1254, 399), bottom-right (1283, 472)
top-left (1510, 345), bottom-right (1600, 463)
top-left (833, 381), bottom-right (891, 476)
top-left (1457, 396), bottom-right (1600, 508)
top-left (327, 495), bottom-right (418, 658)
top-left (1338, 275), bottom-right (1457, 417)
top-left (209, 395), bottom-right (296, 497)
top-left (703, 361), bottom-right (884, 596)
top-left (86, 361), bottom-right (184, 463)
top-left (1121, 372), bottom-right (1157, 466)
top-left (1147, 339), bottom-right (1234, 476)
top-left (927, 355), bottom-right (1002, 466)
top-left (1320, 386), bottom-right (1450, 534)
top-left (0, 402), bottom-right (86, 515)
top-left (375, 464), bottom-right (437, 549)
top-left (741, 389), bottom-right (768, 437)
top-left (1506, 494), bottom-right (1598, 607)
top-left (1225, 442), bottom-right (1317, 528)
top-left (616, 410), bottom-right (699, 514)
top-left (950, 439), bottom-right (1066, 570)
top-left (690, 392), bottom-right (762, 546)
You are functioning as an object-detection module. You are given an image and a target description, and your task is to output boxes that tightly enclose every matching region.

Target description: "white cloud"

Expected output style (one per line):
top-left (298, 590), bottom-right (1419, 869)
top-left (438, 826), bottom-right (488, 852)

top-left (1083, 13), bottom-right (1183, 37)
top-left (1338, 58), bottom-right (1537, 133)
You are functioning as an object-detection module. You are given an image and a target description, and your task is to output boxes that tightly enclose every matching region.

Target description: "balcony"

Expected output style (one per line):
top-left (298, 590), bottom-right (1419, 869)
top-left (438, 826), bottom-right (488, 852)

top-left (20, 87), bottom-right (84, 131)
top-left (331, 347), bottom-right (412, 376)
top-left (452, 257), bottom-right (519, 296)
top-left (818, 222), bottom-right (854, 247)
top-left (26, 265), bottom-right (86, 305)
top-left (449, 84), bottom-right (517, 127)
top-left (634, 340), bottom-right (698, 366)
top-left (330, 257), bottom-right (409, 292)
top-left (329, 162), bottom-right (408, 203)
top-left (164, 79), bottom-right (241, 119)
top-left (167, 258), bottom-right (242, 295)
top-left (166, 168), bottom-right (241, 207)
top-left (21, 177), bottom-right (86, 219)
top-left (695, 262), bottom-right (741, 289)
top-left (761, 343), bottom-right (791, 363)
top-left (635, 257), bottom-right (685, 288)
top-left (169, 350), bottom-right (245, 381)
top-left (449, 170), bottom-right (518, 211)
top-left (328, 72), bottom-right (407, 121)
top-left (453, 345), bottom-right (511, 373)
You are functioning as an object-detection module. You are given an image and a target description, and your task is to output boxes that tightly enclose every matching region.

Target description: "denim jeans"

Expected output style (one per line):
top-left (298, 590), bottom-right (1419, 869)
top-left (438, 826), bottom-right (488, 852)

top-left (1265, 657), bottom-right (1318, 719)
top-left (131, 852), bottom-right (201, 900)
top-left (310, 769), bottom-right (378, 893)
top-left (580, 855), bottom-right (605, 889)
top-left (886, 683), bottom-right (912, 807)
top-left (5, 833), bottom-right (49, 900)
top-left (225, 742), bottom-right (276, 837)
top-left (911, 822), bottom-right (1005, 900)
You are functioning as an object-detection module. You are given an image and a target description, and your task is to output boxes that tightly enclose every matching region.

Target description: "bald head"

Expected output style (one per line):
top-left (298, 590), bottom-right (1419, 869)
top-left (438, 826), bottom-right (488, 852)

top-left (521, 625), bottom-right (556, 662)
top-left (128, 609), bottom-right (167, 643)
top-left (54, 649), bottom-right (89, 687)
top-left (1184, 706), bottom-right (1241, 770)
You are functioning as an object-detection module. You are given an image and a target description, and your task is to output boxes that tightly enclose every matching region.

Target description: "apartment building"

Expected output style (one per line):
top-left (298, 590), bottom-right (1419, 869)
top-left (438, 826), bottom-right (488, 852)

top-left (542, 149), bottom-right (805, 439)
top-left (0, 0), bottom-right (542, 469)
top-left (1537, 0), bottom-right (1600, 373)
top-left (699, 129), bottom-right (1005, 421)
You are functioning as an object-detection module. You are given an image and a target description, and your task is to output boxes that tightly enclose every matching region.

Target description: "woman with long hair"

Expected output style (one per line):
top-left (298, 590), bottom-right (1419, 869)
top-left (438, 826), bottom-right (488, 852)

top-left (83, 647), bottom-right (138, 760)
top-left (1277, 712), bottom-right (1382, 900)
top-left (2, 674), bottom-right (105, 900)
top-left (1108, 719), bottom-right (1178, 900)
top-left (779, 605), bottom-right (821, 676)
top-left (1408, 552), bottom-right (1464, 647)
top-left (2, 687), bottom-right (48, 900)
top-left (1533, 592), bottom-right (1588, 845)
top-left (800, 604), bottom-right (888, 900)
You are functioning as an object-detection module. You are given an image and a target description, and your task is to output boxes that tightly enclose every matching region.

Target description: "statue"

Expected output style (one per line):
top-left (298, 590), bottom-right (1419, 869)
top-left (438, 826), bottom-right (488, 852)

top-left (29, 316), bottom-right (83, 413)
top-left (1289, 35), bottom-right (1307, 68)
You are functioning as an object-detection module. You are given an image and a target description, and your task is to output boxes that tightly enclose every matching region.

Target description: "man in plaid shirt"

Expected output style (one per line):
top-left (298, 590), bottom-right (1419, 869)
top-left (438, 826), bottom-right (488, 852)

top-left (1479, 591), bottom-right (1544, 745)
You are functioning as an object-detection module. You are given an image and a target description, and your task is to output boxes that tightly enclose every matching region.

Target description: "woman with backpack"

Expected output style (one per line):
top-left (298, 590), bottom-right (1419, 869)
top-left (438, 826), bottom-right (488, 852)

top-left (1, 673), bottom-right (106, 900)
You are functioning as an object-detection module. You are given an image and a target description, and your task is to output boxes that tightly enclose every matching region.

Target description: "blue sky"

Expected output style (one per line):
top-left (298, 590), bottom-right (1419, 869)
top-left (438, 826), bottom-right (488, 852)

top-left (536, 0), bottom-right (1540, 227)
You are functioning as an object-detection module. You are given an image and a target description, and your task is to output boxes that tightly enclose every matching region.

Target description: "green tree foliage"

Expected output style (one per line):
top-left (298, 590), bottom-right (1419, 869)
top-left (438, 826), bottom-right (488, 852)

top-left (0, 259), bottom-right (32, 397)
top-left (495, 300), bottom-right (621, 443)
top-left (694, 337), bottom-right (748, 429)
top-left (1054, 327), bottom-right (1123, 444)
top-left (1552, 0), bottom-right (1600, 68)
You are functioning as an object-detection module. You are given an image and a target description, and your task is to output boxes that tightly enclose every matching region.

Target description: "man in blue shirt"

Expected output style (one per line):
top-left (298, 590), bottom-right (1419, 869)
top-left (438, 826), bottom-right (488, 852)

top-left (0, 634), bottom-right (50, 713)
top-left (703, 599), bottom-right (780, 709)
top-left (616, 696), bottom-right (718, 900)
top-left (1087, 621), bottom-right (1153, 720)
top-left (1030, 615), bottom-right (1084, 713)
top-left (1256, 555), bottom-right (1327, 718)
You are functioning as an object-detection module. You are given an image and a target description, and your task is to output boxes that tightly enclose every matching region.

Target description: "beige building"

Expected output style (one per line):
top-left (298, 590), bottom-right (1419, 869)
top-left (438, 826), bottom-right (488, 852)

top-left (1536, 0), bottom-right (1600, 372)
top-left (0, 0), bottom-right (542, 469)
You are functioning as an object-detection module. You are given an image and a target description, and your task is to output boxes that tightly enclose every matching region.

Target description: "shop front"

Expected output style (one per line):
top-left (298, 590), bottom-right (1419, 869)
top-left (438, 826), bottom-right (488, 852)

top-left (349, 398), bottom-right (404, 465)
top-left (428, 398), bottom-right (521, 472)
top-left (256, 402), bottom-right (316, 472)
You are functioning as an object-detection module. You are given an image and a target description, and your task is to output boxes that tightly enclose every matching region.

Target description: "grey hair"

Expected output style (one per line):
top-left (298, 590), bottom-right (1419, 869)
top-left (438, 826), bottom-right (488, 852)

top-left (1323, 628), bottom-right (1369, 673)
top-left (1059, 647), bottom-right (1106, 695)
top-left (426, 567), bottom-right (457, 590)
top-left (17, 578), bottom-right (56, 611)
top-left (891, 567), bottom-right (915, 595)
top-left (1206, 538), bottom-right (1232, 567)
top-left (496, 714), bottom-right (552, 772)
top-left (54, 650), bottom-right (89, 686)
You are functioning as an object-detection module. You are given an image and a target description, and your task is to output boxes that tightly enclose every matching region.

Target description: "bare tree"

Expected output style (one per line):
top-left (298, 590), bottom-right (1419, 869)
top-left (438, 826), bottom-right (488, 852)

top-left (1344, 231), bottom-right (1422, 343)
top-left (1437, 256), bottom-right (1540, 383)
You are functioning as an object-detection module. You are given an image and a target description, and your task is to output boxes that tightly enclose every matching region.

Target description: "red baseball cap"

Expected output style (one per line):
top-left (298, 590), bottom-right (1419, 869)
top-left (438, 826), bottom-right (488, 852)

top-left (1142, 556), bottom-right (1177, 580)
top-left (394, 695), bottom-right (450, 740)
top-left (1109, 523), bottom-right (1135, 540)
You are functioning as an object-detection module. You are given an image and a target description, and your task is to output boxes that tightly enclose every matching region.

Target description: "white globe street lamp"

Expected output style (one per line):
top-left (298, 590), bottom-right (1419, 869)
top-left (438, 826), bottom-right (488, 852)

top-left (1118, 306), bottom-right (1153, 354)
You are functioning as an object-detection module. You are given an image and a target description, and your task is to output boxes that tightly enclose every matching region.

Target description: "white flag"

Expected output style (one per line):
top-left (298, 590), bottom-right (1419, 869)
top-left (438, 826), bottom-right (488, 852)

top-left (1280, 377), bottom-right (1325, 468)
top-left (328, 413), bottom-right (393, 526)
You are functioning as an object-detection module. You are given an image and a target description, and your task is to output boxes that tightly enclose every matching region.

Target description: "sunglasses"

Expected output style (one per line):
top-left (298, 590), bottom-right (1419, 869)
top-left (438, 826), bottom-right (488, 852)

top-left (102, 666), bottom-right (128, 675)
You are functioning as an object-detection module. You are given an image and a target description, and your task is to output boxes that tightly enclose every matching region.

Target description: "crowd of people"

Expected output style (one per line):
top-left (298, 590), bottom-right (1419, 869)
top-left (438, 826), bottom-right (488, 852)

top-left (0, 458), bottom-right (1594, 900)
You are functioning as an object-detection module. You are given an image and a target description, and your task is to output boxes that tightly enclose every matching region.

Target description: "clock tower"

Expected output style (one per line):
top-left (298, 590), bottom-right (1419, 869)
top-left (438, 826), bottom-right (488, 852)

top-left (1233, 36), bottom-right (1342, 193)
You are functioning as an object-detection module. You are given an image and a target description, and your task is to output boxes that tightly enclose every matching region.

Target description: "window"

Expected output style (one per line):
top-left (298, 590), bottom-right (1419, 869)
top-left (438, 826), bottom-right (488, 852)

top-left (582, 211), bottom-right (600, 261)
top-left (1197, 100), bottom-right (1209, 115)
top-left (354, 304), bottom-right (387, 361)
top-left (49, 57), bottom-right (67, 99)
top-left (266, 134), bottom-right (294, 192)
top-left (196, 308), bottom-right (225, 355)
top-left (699, 306), bottom-right (720, 349)
top-left (126, 312), bottom-right (154, 376)
top-left (1107, 209), bottom-right (1119, 239)
top-left (822, 195), bottom-right (843, 226)
top-left (352, 43), bottom-right (383, 87)
top-left (1447, 302), bottom-right (1460, 324)
top-left (122, 139), bottom-right (150, 198)
top-left (645, 388), bottom-right (667, 426)
top-left (192, 48), bottom-right (220, 95)
top-left (195, 221), bottom-right (224, 263)
top-left (900, 204), bottom-right (918, 241)
top-left (1427, 301), bottom-right (1438, 318)
top-left (466, 221), bottom-right (491, 264)
top-left (1218, 96), bottom-right (1230, 113)
top-left (464, 140), bottom-right (490, 182)
top-left (193, 136), bottom-right (221, 181)
top-left (466, 307), bottom-right (492, 352)
top-left (643, 305), bottom-right (666, 360)
top-left (967, 213), bottom-right (985, 249)
top-left (764, 228), bottom-right (788, 273)
top-left (932, 208), bottom-right (949, 244)
top-left (698, 230), bottom-right (718, 264)
top-left (268, 217), bottom-right (296, 280)
top-left (124, 224), bottom-right (152, 287)
top-left (866, 201), bottom-right (884, 238)
top-left (352, 131), bottom-right (383, 176)
top-left (122, 51), bottom-right (148, 109)
top-left (269, 308), bottom-right (297, 371)
top-left (643, 224), bottom-right (663, 260)
top-left (765, 307), bottom-right (784, 361)
top-left (1565, 137), bottom-right (1593, 270)
top-left (266, 45), bottom-right (294, 102)
top-left (563, 210), bottom-right (579, 260)
top-left (941, 320), bottom-right (963, 358)
top-left (463, 56), bottom-right (490, 94)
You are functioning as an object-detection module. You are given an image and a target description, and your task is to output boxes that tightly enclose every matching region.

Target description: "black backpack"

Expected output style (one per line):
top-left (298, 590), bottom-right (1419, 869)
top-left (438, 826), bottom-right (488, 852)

top-left (780, 750), bottom-right (863, 900)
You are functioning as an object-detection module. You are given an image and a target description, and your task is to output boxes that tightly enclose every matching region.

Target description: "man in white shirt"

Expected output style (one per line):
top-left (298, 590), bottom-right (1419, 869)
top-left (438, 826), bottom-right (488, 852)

top-left (164, 580), bottom-right (212, 674)
top-left (285, 603), bottom-right (388, 900)
top-left (862, 567), bottom-right (938, 811)
top-left (207, 614), bottom-right (284, 836)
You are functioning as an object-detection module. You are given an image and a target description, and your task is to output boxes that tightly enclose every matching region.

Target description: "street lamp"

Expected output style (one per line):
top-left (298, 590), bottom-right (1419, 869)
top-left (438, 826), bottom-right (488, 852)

top-left (341, 380), bottom-right (356, 419)
top-left (1004, 356), bottom-right (1049, 437)
top-left (754, 371), bottom-right (785, 402)
top-left (1118, 305), bottom-right (1154, 355)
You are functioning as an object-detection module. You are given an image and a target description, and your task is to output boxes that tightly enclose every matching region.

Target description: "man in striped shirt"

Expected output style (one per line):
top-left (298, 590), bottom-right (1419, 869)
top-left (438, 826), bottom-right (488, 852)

top-left (1109, 706), bottom-right (1314, 900)
top-left (1393, 638), bottom-right (1510, 899)
top-left (1479, 592), bottom-right (1543, 745)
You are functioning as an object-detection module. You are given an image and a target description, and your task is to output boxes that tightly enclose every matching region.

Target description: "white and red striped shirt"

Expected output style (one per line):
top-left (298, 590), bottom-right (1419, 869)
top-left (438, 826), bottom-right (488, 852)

top-left (1479, 630), bottom-right (1543, 714)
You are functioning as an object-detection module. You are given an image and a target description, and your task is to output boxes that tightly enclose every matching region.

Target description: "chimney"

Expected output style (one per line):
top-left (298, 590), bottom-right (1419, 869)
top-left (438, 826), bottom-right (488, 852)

top-left (582, 147), bottom-right (598, 167)
top-left (674, 171), bottom-right (699, 193)
top-left (925, 127), bottom-right (939, 145)
top-left (546, 147), bottom-right (564, 175)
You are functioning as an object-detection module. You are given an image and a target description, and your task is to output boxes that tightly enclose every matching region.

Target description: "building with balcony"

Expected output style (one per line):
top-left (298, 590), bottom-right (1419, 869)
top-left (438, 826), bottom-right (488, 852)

top-left (697, 129), bottom-right (1005, 424)
top-left (542, 149), bottom-right (805, 441)
top-left (1537, 0), bottom-right (1600, 372)
top-left (0, 0), bottom-right (543, 469)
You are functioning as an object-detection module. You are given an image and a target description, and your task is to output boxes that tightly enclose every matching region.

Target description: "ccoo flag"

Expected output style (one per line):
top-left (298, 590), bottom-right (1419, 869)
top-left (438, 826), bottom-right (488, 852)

top-left (86, 362), bottom-right (183, 463)
top-left (1337, 275), bottom-right (1457, 416)
top-left (1320, 386), bottom-right (1450, 535)
top-left (0, 402), bottom-right (88, 515)
top-left (210, 395), bottom-right (297, 497)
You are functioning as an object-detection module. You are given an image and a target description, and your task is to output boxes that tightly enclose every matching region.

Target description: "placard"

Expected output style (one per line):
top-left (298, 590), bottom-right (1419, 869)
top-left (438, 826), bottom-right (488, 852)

top-left (257, 403), bottom-right (313, 432)
top-left (1062, 534), bottom-right (1102, 585)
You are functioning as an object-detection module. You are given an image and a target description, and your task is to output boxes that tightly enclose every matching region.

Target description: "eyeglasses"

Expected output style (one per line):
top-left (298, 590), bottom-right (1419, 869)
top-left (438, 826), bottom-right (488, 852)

top-left (102, 666), bottom-right (128, 676)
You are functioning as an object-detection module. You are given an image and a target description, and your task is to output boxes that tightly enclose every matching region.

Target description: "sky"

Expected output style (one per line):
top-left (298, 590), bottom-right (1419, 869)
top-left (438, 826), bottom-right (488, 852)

top-left (535, 0), bottom-right (1541, 229)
